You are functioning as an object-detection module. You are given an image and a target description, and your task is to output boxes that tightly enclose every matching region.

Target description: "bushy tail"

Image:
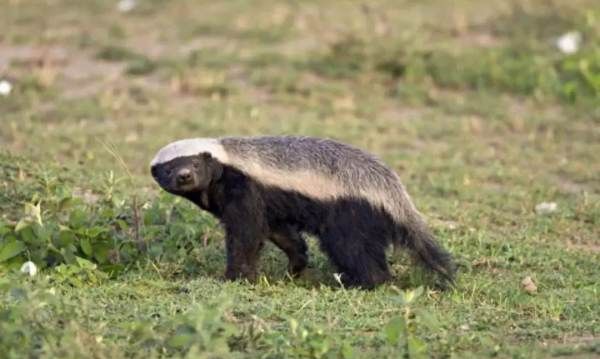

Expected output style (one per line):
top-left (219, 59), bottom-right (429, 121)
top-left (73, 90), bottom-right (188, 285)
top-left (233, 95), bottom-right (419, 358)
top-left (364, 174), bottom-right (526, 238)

top-left (398, 215), bottom-right (456, 287)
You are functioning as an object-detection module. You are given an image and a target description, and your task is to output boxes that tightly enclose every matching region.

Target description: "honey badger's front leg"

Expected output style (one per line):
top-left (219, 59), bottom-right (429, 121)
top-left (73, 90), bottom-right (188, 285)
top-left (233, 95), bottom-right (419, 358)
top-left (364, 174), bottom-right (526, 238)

top-left (220, 181), bottom-right (267, 282)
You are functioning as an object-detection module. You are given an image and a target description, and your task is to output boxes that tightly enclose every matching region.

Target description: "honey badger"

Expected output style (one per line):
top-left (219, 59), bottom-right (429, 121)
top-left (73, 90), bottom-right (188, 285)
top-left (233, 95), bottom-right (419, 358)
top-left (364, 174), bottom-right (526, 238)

top-left (150, 136), bottom-right (455, 289)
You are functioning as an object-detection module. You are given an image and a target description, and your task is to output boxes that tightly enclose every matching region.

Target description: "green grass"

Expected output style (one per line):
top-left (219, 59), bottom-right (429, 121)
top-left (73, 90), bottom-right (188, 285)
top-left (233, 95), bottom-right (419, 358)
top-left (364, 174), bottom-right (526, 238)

top-left (1, 0), bottom-right (599, 358)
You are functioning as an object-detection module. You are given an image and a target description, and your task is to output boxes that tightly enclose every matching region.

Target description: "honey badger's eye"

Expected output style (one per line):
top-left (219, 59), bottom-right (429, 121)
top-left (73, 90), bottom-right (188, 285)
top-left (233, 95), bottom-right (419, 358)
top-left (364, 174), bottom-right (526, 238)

top-left (165, 168), bottom-right (173, 176)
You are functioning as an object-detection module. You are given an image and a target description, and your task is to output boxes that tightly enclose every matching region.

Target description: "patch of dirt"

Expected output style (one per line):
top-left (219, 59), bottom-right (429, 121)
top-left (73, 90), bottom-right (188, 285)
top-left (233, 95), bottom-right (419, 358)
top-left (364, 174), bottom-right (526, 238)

top-left (506, 96), bottom-right (564, 119)
top-left (542, 344), bottom-right (600, 359)
top-left (72, 187), bottom-right (101, 205)
top-left (60, 53), bottom-right (126, 99)
top-left (379, 101), bottom-right (430, 123)
top-left (0, 43), bottom-right (125, 98)
top-left (0, 45), bottom-right (68, 71)
top-left (454, 31), bottom-right (504, 48)
top-left (176, 36), bottom-right (235, 57)
top-left (567, 241), bottom-right (600, 253)
top-left (271, 37), bottom-right (322, 57)
top-left (566, 336), bottom-right (599, 344)
top-left (551, 175), bottom-right (590, 194)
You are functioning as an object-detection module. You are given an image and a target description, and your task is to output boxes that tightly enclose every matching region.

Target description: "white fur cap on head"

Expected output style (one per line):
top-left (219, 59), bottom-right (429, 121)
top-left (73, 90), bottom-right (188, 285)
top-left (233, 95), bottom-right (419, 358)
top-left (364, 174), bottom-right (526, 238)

top-left (150, 138), bottom-right (228, 167)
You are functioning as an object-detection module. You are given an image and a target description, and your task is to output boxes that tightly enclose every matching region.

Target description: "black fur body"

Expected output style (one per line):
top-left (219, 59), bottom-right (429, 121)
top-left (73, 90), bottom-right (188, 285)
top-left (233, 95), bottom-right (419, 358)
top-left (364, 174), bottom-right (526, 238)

top-left (151, 136), bottom-right (455, 289)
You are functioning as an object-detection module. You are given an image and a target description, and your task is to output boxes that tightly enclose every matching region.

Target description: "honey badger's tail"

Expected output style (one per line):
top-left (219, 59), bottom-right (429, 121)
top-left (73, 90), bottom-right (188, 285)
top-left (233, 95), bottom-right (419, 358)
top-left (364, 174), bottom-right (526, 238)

top-left (397, 213), bottom-right (456, 287)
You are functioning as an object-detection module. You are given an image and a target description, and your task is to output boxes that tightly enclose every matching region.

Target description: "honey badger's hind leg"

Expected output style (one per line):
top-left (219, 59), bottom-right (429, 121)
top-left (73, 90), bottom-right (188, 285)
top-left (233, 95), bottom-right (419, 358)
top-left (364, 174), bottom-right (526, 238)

top-left (319, 199), bottom-right (393, 290)
top-left (269, 224), bottom-right (308, 276)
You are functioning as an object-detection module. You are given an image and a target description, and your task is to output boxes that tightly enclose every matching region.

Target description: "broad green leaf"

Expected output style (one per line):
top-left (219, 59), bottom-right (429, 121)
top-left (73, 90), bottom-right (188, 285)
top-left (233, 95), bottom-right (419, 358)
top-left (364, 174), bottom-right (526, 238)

top-left (60, 245), bottom-right (77, 264)
top-left (58, 196), bottom-right (74, 211)
top-left (57, 229), bottom-right (77, 247)
top-left (86, 226), bottom-right (107, 238)
top-left (168, 333), bottom-right (194, 348)
top-left (0, 238), bottom-right (26, 262)
top-left (0, 223), bottom-right (11, 236)
top-left (19, 226), bottom-right (37, 244)
top-left (80, 238), bottom-right (93, 257)
top-left (69, 208), bottom-right (87, 228)
top-left (99, 207), bottom-right (115, 220)
top-left (75, 256), bottom-right (96, 269)
top-left (0, 255), bottom-right (27, 271)
top-left (116, 219), bottom-right (129, 231)
top-left (408, 336), bottom-right (427, 358)
top-left (100, 263), bottom-right (125, 277)
top-left (93, 242), bottom-right (112, 264)
top-left (384, 316), bottom-right (404, 346)
top-left (33, 224), bottom-right (50, 242)
top-left (143, 209), bottom-right (159, 226)
top-left (341, 342), bottom-right (356, 359)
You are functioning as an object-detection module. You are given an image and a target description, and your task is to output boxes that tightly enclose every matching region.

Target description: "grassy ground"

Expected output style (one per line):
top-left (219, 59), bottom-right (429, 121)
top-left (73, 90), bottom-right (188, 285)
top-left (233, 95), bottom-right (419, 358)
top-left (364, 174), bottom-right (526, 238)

top-left (1, 0), bottom-right (599, 358)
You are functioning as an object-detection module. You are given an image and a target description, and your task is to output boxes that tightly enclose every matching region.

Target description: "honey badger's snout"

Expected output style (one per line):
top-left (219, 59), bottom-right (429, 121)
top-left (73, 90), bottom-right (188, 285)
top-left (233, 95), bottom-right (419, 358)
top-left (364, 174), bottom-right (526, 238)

top-left (176, 167), bottom-right (194, 185)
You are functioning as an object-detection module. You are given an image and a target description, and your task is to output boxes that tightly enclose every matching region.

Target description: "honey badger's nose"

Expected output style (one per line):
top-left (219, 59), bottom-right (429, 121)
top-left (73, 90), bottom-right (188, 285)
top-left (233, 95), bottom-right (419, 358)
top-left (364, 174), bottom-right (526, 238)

top-left (176, 168), bottom-right (193, 185)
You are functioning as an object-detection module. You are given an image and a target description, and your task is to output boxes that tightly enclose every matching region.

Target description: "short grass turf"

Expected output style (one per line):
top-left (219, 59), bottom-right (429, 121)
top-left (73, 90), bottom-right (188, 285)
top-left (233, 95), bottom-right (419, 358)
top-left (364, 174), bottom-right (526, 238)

top-left (1, 0), bottom-right (599, 358)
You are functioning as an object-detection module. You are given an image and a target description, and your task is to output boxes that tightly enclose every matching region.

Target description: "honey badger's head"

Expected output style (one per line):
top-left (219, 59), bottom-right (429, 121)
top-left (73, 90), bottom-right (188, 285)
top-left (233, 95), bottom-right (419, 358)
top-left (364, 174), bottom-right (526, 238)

top-left (150, 152), bottom-right (223, 195)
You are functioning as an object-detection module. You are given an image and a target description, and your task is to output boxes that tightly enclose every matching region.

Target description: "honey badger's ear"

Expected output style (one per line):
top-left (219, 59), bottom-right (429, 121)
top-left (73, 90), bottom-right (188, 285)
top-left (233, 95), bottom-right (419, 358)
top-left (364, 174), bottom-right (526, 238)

top-left (210, 159), bottom-right (223, 181)
top-left (200, 152), bottom-right (222, 181)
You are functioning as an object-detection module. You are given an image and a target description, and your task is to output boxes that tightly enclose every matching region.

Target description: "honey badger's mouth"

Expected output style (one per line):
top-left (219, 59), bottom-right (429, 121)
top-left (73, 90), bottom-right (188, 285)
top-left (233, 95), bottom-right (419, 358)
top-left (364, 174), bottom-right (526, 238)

top-left (173, 181), bottom-right (200, 192)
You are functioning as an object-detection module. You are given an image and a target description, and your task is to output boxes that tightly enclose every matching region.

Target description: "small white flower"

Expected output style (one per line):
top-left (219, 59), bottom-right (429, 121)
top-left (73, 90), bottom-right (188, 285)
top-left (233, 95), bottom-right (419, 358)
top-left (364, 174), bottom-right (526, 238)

top-left (535, 202), bottom-right (557, 215)
top-left (0, 79), bottom-right (12, 96)
top-left (20, 261), bottom-right (38, 277)
top-left (117, 0), bottom-right (136, 13)
top-left (556, 31), bottom-right (581, 54)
